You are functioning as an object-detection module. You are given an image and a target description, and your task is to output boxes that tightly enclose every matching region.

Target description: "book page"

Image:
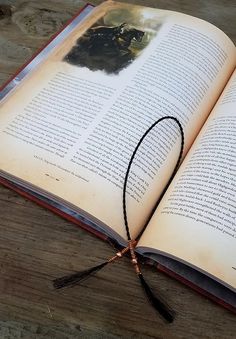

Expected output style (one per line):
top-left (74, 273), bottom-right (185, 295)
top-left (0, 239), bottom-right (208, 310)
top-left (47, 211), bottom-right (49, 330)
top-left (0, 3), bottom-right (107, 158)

top-left (138, 70), bottom-right (236, 289)
top-left (0, 1), bottom-right (236, 241)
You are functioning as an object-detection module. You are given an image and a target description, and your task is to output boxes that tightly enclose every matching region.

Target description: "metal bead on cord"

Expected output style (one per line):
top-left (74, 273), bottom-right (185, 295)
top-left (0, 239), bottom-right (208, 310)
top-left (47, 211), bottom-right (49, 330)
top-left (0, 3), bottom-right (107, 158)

top-left (53, 115), bottom-right (184, 323)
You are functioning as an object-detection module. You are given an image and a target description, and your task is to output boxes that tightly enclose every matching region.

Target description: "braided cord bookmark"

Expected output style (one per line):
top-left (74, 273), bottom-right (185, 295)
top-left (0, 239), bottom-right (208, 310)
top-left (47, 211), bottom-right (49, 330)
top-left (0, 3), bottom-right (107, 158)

top-left (53, 116), bottom-right (184, 323)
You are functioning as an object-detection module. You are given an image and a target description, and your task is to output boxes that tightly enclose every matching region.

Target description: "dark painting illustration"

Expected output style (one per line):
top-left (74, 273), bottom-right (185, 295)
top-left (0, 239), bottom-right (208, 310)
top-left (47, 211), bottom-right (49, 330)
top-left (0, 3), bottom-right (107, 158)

top-left (63, 7), bottom-right (161, 74)
top-left (64, 22), bottom-right (145, 74)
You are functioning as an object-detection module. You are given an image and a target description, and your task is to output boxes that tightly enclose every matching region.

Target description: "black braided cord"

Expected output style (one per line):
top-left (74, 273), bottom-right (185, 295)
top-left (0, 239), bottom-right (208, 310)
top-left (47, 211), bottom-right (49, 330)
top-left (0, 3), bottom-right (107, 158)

top-left (122, 116), bottom-right (185, 241)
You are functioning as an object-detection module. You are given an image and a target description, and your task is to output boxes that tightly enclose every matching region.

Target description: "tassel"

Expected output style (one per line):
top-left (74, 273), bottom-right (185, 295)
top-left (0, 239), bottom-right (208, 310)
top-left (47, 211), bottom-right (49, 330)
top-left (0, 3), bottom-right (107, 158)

top-left (53, 244), bottom-right (133, 289)
top-left (53, 261), bottom-right (108, 289)
top-left (138, 273), bottom-right (175, 323)
top-left (53, 241), bottom-right (175, 322)
top-left (128, 241), bottom-right (174, 323)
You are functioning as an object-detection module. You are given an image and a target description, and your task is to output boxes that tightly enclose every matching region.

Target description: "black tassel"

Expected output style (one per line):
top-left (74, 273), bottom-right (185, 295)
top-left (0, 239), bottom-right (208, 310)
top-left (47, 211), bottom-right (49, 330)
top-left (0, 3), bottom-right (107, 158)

top-left (53, 247), bottom-right (130, 289)
top-left (53, 261), bottom-right (108, 289)
top-left (138, 273), bottom-right (175, 323)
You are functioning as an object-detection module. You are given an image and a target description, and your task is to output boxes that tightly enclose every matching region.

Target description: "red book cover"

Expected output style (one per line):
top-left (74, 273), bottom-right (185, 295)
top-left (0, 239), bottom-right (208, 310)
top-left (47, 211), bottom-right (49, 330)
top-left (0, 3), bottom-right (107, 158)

top-left (0, 3), bottom-right (94, 98)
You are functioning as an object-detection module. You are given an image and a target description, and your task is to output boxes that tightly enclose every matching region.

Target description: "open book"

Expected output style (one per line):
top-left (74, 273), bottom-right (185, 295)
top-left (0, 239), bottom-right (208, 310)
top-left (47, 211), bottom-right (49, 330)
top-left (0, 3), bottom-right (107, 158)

top-left (0, 1), bottom-right (235, 313)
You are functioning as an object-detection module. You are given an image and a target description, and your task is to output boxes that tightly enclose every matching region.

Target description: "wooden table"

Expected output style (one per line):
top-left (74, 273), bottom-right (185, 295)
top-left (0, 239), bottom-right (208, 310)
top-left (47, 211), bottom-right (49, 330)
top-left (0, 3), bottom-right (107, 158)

top-left (0, 0), bottom-right (235, 337)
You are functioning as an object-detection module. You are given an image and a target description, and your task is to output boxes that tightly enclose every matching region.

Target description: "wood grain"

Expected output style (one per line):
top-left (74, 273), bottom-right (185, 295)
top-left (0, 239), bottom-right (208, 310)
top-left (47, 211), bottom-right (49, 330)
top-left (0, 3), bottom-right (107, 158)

top-left (0, 0), bottom-right (235, 338)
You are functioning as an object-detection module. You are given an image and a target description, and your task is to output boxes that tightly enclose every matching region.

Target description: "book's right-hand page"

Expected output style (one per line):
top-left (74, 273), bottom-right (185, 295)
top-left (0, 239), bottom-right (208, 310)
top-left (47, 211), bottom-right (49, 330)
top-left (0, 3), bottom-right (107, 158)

top-left (138, 69), bottom-right (236, 291)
